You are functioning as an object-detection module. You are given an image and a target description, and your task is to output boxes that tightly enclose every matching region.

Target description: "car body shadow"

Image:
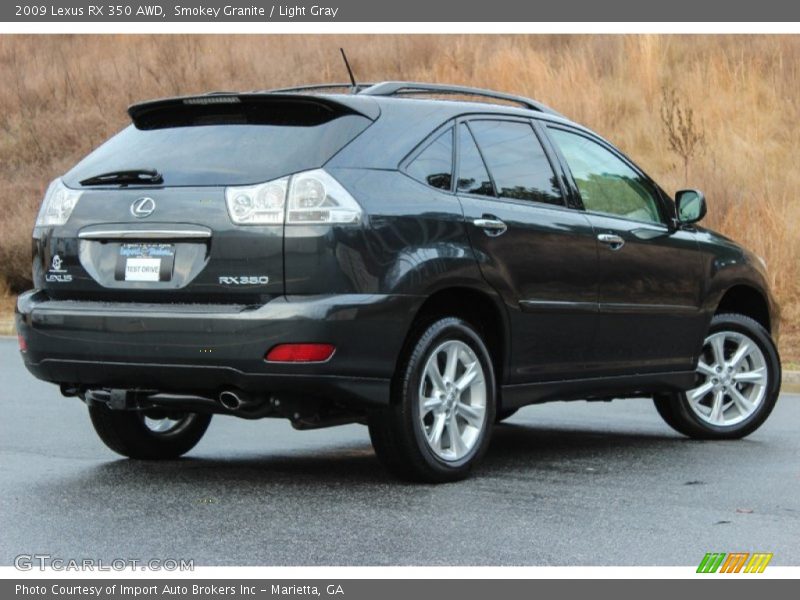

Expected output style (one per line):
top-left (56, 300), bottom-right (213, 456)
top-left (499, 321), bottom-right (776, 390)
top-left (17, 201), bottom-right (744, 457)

top-left (55, 421), bottom-right (707, 490)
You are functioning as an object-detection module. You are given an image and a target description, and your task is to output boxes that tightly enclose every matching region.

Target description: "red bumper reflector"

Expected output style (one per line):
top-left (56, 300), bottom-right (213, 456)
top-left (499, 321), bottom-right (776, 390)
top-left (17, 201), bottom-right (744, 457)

top-left (17, 334), bottom-right (27, 353)
top-left (265, 343), bottom-right (335, 363)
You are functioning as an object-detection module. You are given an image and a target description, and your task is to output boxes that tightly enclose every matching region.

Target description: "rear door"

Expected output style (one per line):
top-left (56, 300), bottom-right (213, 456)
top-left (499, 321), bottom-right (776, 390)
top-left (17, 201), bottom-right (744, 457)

top-left (37, 95), bottom-right (373, 304)
top-left (455, 118), bottom-right (600, 383)
top-left (545, 124), bottom-right (705, 375)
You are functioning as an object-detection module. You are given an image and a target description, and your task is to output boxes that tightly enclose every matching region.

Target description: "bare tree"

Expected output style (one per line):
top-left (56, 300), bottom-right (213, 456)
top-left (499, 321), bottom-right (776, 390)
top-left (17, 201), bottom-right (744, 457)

top-left (660, 87), bottom-right (706, 182)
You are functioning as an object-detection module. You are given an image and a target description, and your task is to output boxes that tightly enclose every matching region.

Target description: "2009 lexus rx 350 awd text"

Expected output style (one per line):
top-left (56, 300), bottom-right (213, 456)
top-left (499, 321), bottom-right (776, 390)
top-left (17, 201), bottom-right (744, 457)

top-left (16, 82), bottom-right (782, 482)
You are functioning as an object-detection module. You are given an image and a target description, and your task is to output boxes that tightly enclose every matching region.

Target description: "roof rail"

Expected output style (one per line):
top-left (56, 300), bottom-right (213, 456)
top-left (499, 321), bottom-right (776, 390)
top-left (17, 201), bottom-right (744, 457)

top-left (359, 81), bottom-right (563, 117)
top-left (267, 83), bottom-right (376, 94)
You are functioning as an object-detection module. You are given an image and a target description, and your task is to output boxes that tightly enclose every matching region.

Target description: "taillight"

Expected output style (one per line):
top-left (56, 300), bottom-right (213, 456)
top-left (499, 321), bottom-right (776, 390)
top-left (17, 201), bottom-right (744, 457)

top-left (35, 179), bottom-right (82, 227)
top-left (17, 334), bottom-right (27, 353)
top-left (285, 170), bottom-right (361, 225)
top-left (265, 343), bottom-right (336, 363)
top-left (225, 169), bottom-right (361, 226)
top-left (225, 178), bottom-right (287, 225)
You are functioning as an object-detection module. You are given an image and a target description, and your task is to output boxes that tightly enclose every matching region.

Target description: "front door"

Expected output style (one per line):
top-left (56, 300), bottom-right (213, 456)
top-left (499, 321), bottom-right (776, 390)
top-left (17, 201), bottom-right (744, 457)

top-left (546, 125), bottom-right (705, 376)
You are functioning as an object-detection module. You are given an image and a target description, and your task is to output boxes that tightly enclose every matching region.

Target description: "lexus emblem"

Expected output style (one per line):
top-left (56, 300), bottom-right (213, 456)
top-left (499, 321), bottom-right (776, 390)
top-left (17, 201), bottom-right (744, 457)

top-left (131, 197), bottom-right (156, 218)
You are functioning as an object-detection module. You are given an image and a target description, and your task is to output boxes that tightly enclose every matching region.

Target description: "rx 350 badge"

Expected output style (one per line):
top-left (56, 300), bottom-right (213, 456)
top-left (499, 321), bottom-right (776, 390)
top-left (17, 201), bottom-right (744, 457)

top-left (219, 276), bottom-right (270, 285)
top-left (45, 254), bottom-right (73, 283)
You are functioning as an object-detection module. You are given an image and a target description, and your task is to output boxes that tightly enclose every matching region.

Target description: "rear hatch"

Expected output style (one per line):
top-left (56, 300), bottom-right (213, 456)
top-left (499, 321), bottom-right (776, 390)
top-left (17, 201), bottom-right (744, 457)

top-left (35, 94), bottom-right (376, 304)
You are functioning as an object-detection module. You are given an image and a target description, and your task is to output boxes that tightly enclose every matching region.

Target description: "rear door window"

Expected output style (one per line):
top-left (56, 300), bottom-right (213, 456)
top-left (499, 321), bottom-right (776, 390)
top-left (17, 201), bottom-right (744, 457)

top-left (406, 128), bottom-right (454, 191)
top-left (469, 120), bottom-right (563, 206)
top-left (456, 124), bottom-right (494, 197)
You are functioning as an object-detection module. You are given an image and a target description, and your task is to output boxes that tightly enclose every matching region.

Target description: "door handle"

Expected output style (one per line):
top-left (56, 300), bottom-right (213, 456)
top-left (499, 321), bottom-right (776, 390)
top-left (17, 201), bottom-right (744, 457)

top-left (473, 217), bottom-right (507, 236)
top-left (597, 233), bottom-right (625, 250)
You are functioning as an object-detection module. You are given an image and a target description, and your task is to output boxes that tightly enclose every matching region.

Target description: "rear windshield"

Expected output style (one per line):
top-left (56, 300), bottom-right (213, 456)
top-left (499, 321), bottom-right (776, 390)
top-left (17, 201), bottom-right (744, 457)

top-left (64, 114), bottom-right (371, 187)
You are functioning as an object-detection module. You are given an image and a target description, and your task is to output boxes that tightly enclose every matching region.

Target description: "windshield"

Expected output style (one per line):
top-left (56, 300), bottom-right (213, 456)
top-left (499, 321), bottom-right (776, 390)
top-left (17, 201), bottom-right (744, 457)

top-left (63, 114), bottom-right (371, 187)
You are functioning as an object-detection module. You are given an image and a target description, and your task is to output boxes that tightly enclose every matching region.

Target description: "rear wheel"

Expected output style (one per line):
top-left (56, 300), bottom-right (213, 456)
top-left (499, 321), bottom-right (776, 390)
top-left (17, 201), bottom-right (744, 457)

top-left (654, 313), bottom-right (781, 439)
top-left (369, 317), bottom-right (496, 482)
top-left (89, 404), bottom-right (212, 459)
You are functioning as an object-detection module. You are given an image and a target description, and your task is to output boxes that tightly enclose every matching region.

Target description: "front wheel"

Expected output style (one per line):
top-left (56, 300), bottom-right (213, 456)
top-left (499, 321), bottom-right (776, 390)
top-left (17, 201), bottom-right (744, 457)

top-left (369, 317), bottom-right (496, 482)
top-left (654, 313), bottom-right (781, 439)
top-left (89, 404), bottom-right (212, 459)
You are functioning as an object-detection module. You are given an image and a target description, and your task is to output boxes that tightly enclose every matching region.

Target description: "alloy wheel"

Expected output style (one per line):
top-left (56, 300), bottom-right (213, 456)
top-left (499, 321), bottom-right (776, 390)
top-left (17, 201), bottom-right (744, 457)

top-left (141, 412), bottom-right (191, 434)
top-left (418, 340), bottom-right (488, 461)
top-left (685, 330), bottom-right (768, 427)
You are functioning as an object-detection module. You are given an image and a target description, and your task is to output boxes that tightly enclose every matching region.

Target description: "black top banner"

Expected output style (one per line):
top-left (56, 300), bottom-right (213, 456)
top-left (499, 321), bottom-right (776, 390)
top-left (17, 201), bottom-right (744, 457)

top-left (3, 0), bottom-right (800, 22)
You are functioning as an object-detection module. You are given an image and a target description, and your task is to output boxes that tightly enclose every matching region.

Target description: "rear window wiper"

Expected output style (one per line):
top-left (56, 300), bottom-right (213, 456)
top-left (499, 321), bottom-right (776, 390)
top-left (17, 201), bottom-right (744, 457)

top-left (80, 169), bottom-right (163, 187)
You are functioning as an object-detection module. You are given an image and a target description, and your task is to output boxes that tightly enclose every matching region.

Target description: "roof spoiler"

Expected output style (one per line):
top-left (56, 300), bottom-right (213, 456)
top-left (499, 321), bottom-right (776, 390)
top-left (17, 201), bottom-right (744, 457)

top-left (128, 93), bottom-right (379, 130)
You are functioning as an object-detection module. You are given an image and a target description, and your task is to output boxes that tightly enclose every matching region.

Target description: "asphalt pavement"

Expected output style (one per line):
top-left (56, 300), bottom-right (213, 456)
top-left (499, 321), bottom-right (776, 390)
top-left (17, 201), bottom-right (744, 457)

top-left (1, 338), bottom-right (797, 566)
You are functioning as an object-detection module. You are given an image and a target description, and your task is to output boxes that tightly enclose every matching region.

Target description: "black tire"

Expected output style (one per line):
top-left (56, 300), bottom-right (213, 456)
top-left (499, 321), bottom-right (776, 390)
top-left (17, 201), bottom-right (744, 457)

top-left (89, 404), bottom-right (212, 459)
top-left (495, 408), bottom-right (519, 423)
top-left (368, 317), bottom-right (496, 483)
top-left (653, 313), bottom-right (781, 440)
top-left (652, 393), bottom-right (695, 437)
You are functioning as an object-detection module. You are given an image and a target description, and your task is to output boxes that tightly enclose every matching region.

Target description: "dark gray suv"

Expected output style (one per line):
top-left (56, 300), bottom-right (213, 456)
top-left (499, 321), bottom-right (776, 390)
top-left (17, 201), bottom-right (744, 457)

top-left (16, 82), bottom-right (782, 482)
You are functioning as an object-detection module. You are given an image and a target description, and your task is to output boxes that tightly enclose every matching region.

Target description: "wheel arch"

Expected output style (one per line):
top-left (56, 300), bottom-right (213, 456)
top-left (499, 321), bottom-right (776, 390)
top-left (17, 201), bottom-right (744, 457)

top-left (715, 284), bottom-right (772, 333)
top-left (397, 285), bottom-right (509, 390)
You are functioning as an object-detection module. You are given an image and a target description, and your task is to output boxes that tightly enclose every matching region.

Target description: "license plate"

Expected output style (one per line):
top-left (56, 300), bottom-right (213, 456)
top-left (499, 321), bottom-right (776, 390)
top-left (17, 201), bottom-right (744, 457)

top-left (115, 244), bottom-right (175, 282)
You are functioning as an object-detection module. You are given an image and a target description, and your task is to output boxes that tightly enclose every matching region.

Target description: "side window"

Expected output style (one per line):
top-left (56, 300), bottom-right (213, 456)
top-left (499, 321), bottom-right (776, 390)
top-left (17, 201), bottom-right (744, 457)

top-left (548, 127), bottom-right (662, 224)
top-left (456, 124), bottom-right (494, 197)
top-left (469, 120), bottom-right (563, 206)
top-left (406, 128), bottom-right (453, 191)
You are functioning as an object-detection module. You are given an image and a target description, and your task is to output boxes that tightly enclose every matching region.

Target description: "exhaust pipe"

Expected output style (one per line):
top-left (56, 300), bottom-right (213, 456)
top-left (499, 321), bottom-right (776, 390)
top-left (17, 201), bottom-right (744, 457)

top-left (219, 389), bottom-right (248, 411)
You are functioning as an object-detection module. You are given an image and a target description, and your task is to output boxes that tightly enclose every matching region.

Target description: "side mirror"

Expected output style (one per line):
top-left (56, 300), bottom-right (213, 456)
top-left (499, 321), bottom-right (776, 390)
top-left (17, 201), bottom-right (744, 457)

top-left (675, 189), bottom-right (706, 224)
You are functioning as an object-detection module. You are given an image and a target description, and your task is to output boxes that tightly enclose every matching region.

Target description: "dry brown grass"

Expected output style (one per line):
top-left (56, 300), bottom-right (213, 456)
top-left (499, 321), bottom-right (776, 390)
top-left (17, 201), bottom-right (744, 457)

top-left (0, 35), bottom-right (798, 361)
top-left (0, 282), bottom-right (15, 335)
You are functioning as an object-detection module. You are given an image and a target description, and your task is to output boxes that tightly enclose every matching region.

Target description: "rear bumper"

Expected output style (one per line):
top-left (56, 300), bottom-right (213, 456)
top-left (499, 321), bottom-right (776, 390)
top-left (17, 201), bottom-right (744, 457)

top-left (16, 290), bottom-right (423, 406)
